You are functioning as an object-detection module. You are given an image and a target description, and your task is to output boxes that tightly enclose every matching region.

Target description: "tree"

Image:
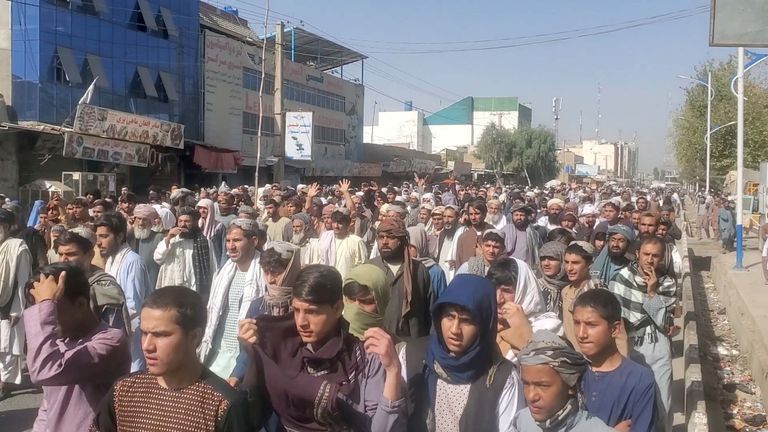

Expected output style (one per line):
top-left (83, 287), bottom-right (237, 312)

top-left (474, 122), bottom-right (513, 177)
top-left (673, 56), bottom-right (768, 183)
top-left (474, 123), bottom-right (559, 185)
top-left (652, 167), bottom-right (660, 181)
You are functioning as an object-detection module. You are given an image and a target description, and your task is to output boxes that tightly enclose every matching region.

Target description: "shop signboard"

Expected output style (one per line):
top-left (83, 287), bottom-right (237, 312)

top-left (63, 132), bottom-right (150, 167)
top-left (574, 163), bottom-right (599, 177)
top-left (285, 111), bottom-right (313, 160)
top-left (73, 104), bottom-right (184, 149)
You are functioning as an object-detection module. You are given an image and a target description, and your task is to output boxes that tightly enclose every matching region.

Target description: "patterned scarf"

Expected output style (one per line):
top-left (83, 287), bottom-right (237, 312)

top-left (190, 231), bottom-right (212, 301)
top-left (608, 262), bottom-right (677, 345)
top-left (537, 242), bottom-right (569, 317)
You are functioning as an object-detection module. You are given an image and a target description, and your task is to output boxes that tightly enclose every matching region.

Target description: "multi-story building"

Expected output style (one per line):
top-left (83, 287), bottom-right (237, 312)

top-left (1, 0), bottom-right (200, 192)
top-left (197, 3), bottom-right (372, 185)
top-left (365, 96), bottom-right (532, 170)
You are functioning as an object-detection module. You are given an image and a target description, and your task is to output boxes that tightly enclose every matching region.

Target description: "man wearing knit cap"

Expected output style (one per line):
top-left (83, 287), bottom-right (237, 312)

top-left (406, 192), bottom-right (420, 227)
top-left (514, 330), bottom-right (614, 431)
top-left (575, 204), bottom-right (599, 241)
top-left (127, 204), bottom-right (163, 288)
top-left (289, 212), bottom-right (318, 266)
top-left (369, 217), bottom-right (432, 338)
top-left (537, 198), bottom-right (565, 232)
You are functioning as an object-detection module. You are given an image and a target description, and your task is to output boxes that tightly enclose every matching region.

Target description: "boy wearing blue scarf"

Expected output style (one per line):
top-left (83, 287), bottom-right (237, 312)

top-left (397, 274), bottom-right (524, 432)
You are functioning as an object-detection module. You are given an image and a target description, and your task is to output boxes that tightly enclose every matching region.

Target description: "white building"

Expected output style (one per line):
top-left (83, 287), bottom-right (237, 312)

top-left (364, 110), bottom-right (431, 153)
top-left (575, 139), bottom-right (637, 178)
top-left (366, 96), bottom-right (532, 156)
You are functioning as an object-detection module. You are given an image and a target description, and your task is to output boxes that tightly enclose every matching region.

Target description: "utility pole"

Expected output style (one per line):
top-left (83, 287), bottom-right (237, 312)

top-left (273, 22), bottom-right (285, 184)
top-left (736, 47), bottom-right (745, 269)
top-left (596, 82), bottom-right (601, 142)
top-left (370, 101), bottom-right (377, 143)
top-left (578, 110), bottom-right (583, 145)
top-left (552, 97), bottom-right (561, 148)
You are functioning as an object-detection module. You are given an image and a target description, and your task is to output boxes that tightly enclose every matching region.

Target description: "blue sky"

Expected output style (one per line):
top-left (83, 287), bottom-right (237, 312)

top-left (224, 0), bottom-right (734, 170)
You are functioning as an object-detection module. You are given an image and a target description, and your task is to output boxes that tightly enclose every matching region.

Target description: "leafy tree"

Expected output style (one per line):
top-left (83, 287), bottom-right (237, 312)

top-left (652, 167), bottom-right (660, 181)
top-left (474, 122), bottom-right (512, 176)
top-left (475, 123), bottom-right (559, 185)
top-left (673, 56), bottom-right (768, 183)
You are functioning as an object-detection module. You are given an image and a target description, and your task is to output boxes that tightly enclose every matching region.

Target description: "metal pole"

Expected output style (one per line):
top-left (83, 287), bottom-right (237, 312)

top-left (273, 22), bottom-right (285, 185)
top-left (706, 71), bottom-right (712, 195)
top-left (736, 47), bottom-right (745, 269)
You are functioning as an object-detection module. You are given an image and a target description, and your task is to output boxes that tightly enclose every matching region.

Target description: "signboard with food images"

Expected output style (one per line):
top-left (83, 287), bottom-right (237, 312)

top-left (63, 133), bottom-right (150, 167)
top-left (73, 104), bottom-right (184, 149)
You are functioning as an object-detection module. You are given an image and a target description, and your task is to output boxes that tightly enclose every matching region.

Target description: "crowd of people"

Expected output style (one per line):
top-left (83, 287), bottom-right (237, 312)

top-left (0, 178), bottom-right (690, 431)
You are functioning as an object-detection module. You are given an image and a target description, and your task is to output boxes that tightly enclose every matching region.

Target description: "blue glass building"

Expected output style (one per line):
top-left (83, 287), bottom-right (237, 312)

top-left (9, 0), bottom-right (200, 139)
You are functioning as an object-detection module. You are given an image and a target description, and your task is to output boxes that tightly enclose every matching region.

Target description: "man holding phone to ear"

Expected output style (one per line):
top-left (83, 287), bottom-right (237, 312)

top-left (25, 263), bottom-right (129, 431)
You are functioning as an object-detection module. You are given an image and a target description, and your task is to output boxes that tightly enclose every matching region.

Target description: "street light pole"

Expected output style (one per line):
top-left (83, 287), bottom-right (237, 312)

top-left (705, 71), bottom-right (712, 194)
top-left (736, 47), bottom-right (745, 269)
top-left (677, 73), bottom-right (714, 194)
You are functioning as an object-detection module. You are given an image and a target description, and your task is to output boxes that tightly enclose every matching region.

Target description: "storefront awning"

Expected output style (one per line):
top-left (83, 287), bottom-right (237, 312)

top-left (193, 144), bottom-right (242, 173)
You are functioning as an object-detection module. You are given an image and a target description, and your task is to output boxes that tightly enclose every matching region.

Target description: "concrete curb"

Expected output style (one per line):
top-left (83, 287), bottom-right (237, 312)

top-left (680, 235), bottom-right (709, 431)
top-left (712, 251), bottom-right (768, 411)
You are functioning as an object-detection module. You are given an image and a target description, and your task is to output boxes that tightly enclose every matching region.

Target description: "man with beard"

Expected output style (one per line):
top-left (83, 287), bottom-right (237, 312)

top-left (128, 204), bottom-right (165, 288)
top-left (262, 199), bottom-right (290, 242)
top-left (56, 229), bottom-right (131, 336)
top-left (435, 205), bottom-right (464, 284)
top-left (456, 199), bottom-right (492, 268)
top-left (216, 193), bottom-right (238, 228)
top-left (537, 198), bottom-right (565, 232)
top-left (406, 192), bottom-right (420, 227)
top-left (575, 203), bottom-right (599, 241)
top-left (591, 201), bottom-right (621, 243)
top-left (369, 218), bottom-right (432, 338)
top-left (96, 212), bottom-right (152, 372)
top-left (154, 208), bottom-right (217, 301)
top-left (486, 198), bottom-right (507, 230)
top-left (0, 209), bottom-right (32, 399)
top-left (427, 206), bottom-right (445, 257)
top-left (317, 208), bottom-right (367, 279)
top-left (502, 203), bottom-right (545, 269)
top-left (456, 229), bottom-right (506, 276)
top-left (608, 236), bottom-right (677, 431)
top-left (289, 212), bottom-right (319, 266)
top-left (591, 224), bottom-right (634, 287)
top-left (199, 219), bottom-right (265, 383)
top-left (197, 199), bottom-right (226, 268)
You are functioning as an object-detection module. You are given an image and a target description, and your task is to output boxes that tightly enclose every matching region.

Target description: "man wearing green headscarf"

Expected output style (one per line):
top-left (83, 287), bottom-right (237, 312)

top-left (342, 264), bottom-right (390, 339)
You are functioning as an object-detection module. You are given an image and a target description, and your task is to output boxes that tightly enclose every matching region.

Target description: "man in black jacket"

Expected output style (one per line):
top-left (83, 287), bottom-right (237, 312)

top-left (369, 218), bottom-right (433, 338)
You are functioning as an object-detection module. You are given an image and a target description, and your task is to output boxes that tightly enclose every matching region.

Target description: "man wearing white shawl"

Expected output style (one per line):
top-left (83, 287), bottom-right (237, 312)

top-left (0, 209), bottom-right (32, 398)
top-left (485, 257), bottom-right (563, 361)
top-left (197, 198), bottom-right (225, 268)
top-left (317, 208), bottom-right (366, 280)
top-left (199, 219), bottom-right (264, 382)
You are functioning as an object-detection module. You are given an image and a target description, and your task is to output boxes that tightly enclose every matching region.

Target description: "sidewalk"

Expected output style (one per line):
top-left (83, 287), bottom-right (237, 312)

top-left (711, 247), bottom-right (768, 408)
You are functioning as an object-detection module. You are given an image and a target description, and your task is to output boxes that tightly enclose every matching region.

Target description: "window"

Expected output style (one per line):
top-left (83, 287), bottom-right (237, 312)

top-left (53, 46), bottom-right (83, 85)
top-left (84, 54), bottom-right (110, 89)
top-left (284, 80), bottom-right (346, 113)
top-left (131, 66), bottom-right (158, 98)
top-left (158, 7), bottom-right (179, 38)
top-left (243, 68), bottom-right (274, 94)
top-left (243, 113), bottom-right (277, 136)
top-left (158, 71), bottom-right (179, 101)
top-left (130, 0), bottom-right (158, 32)
top-left (314, 125), bottom-right (346, 145)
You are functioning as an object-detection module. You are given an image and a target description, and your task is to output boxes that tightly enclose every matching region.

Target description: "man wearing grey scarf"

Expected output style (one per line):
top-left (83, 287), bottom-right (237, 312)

top-left (514, 330), bottom-right (614, 431)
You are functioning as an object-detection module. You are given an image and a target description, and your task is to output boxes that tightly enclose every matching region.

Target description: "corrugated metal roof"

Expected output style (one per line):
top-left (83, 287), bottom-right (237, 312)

top-left (199, 2), bottom-right (260, 44)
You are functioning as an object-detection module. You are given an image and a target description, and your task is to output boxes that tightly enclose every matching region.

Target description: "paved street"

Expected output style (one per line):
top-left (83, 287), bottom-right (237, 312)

top-left (0, 384), bottom-right (42, 432)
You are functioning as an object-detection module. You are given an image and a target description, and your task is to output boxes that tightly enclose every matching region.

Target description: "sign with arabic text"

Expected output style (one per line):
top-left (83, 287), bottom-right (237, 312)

top-left (63, 133), bottom-right (151, 167)
top-left (285, 111), bottom-right (313, 161)
top-left (73, 104), bottom-right (184, 149)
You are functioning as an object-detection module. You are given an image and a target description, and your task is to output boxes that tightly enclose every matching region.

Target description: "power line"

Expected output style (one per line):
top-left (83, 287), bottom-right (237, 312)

top-left (331, 5), bottom-right (709, 46)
